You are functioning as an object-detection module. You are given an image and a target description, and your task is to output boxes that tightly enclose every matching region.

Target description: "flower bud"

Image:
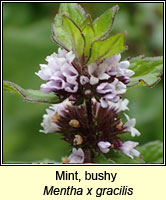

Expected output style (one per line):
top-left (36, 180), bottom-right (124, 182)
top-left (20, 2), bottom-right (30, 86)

top-left (69, 119), bottom-right (80, 128)
top-left (61, 157), bottom-right (69, 163)
top-left (116, 121), bottom-right (123, 130)
top-left (73, 135), bottom-right (83, 146)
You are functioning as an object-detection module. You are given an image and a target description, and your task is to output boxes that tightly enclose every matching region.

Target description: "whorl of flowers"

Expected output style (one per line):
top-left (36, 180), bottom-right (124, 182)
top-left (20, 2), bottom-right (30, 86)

top-left (36, 48), bottom-right (141, 163)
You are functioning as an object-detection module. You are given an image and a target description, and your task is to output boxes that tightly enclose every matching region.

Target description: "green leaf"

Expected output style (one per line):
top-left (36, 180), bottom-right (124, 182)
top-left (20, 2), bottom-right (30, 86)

top-left (80, 14), bottom-right (95, 59)
top-left (137, 141), bottom-right (163, 163)
top-left (87, 32), bottom-right (126, 64)
top-left (52, 3), bottom-right (85, 51)
top-left (3, 81), bottom-right (60, 104)
top-left (128, 56), bottom-right (163, 87)
top-left (82, 24), bottom-right (95, 58)
top-left (59, 3), bottom-right (85, 26)
top-left (62, 15), bottom-right (85, 59)
top-left (52, 14), bottom-right (72, 51)
top-left (80, 14), bottom-right (93, 31)
top-left (93, 5), bottom-right (119, 40)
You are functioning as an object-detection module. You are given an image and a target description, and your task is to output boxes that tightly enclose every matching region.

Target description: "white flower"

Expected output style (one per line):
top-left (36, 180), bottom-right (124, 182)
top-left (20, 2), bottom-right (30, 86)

top-left (40, 112), bottom-right (59, 134)
top-left (118, 61), bottom-right (135, 77)
top-left (40, 99), bottom-right (71, 134)
top-left (119, 141), bottom-right (140, 159)
top-left (124, 114), bottom-right (141, 137)
top-left (68, 148), bottom-right (85, 163)
top-left (109, 98), bottom-right (129, 112)
top-left (88, 62), bottom-right (110, 85)
top-left (98, 141), bottom-right (111, 153)
top-left (112, 78), bottom-right (127, 94)
top-left (100, 94), bottom-right (119, 108)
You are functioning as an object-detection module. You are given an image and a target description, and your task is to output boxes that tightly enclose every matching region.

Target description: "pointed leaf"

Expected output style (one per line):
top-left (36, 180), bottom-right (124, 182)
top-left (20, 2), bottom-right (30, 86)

top-left (87, 32), bottom-right (126, 64)
top-left (52, 14), bottom-right (72, 51)
top-left (93, 5), bottom-right (119, 40)
top-left (128, 56), bottom-right (163, 87)
top-left (62, 15), bottom-right (85, 59)
top-left (52, 3), bottom-right (85, 51)
top-left (82, 24), bottom-right (95, 58)
top-left (3, 81), bottom-right (60, 104)
top-left (137, 141), bottom-right (163, 163)
top-left (59, 3), bottom-right (85, 26)
top-left (80, 14), bottom-right (93, 31)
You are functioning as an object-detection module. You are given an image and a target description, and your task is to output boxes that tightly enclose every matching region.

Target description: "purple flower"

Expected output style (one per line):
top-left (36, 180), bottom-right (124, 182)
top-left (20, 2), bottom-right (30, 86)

top-left (36, 49), bottom-right (79, 93)
top-left (97, 78), bottom-right (127, 108)
top-left (96, 82), bottom-right (115, 94)
top-left (106, 54), bottom-right (134, 79)
top-left (68, 148), bottom-right (85, 163)
top-left (98, 141), bottom-right (111, 153)
top-left (88, 62), bottom-right (110, 85)
top-left (80, 76), bottom-right (89, 85)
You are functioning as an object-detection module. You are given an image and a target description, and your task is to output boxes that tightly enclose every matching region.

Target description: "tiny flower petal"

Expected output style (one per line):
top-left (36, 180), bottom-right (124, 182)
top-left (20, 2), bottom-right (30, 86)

top-left (124, 114), bottom-right (141, 137)
top-left (106, 54), bottom-right (121, 66)
top-left (119, 141), bottom-right (140, 159)
top-left (40, 113), bottom-right (59, 133)
top-left (130, 127), bottom-right (141, 137)
top-left (41, 79), bottom-right (65, 93)
top-left (65, 82), bottom-right (78, 93)
top-left (100, 97), bottom-right (109, 108)
top-left (97, 82), bottom-right (115, 94)
top-left (68, 148), bottom-right (84, 163)
top-left (118, 98), bottom-right (129, 111)
top-left (90, 76), bottom-right (99, 85)
top-left (114, 79), bottom-right (127, 94)
top-left (35, 64), bottom-right (52, 81)
top-left (88, 61), bottom-right (111, 85)
top-left (40, 99), bottom-right (71, 133)
top-left (98, 141), bottom-right (111, 153)
top-left (109, 98), bottom-right (129, 112)
top-left (61, 63), bottom-right (78, 83)
top-left (80, 76), bottom-right (89, 85)
top-left (118, 61), bottom-right (130, 69)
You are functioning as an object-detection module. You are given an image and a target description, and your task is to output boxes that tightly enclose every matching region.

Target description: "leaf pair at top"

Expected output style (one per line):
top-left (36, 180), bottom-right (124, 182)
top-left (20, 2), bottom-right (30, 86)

top-left (52, 3), bottom-right (126, 64)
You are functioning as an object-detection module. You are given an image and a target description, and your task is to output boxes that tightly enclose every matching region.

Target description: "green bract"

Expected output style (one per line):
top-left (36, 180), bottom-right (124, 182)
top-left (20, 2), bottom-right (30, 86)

top-left (62, 15), bottom-right (85, 60)
top-left (52, 3), bottom-right (124, 63)
top-left (87, 32), bottom-right (126, 64)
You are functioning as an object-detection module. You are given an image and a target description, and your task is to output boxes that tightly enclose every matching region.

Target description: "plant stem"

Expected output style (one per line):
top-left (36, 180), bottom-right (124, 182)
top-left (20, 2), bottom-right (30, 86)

top-left (86, 97), bottom-right (93, 128)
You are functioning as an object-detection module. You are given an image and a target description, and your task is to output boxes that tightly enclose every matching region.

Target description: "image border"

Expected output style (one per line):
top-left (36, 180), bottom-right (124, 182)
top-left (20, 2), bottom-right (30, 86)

top-left (1, 0), bottom-right (165, 166)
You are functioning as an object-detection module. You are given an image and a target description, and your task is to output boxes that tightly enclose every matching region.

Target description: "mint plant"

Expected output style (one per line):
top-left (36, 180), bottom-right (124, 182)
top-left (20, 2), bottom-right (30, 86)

top-left (3, 3), bottom-right (163, 164)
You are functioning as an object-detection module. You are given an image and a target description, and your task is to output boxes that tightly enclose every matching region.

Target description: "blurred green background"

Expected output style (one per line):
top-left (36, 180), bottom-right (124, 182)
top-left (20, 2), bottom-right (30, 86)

top-left (3, 3), bottom-right (163, 163)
